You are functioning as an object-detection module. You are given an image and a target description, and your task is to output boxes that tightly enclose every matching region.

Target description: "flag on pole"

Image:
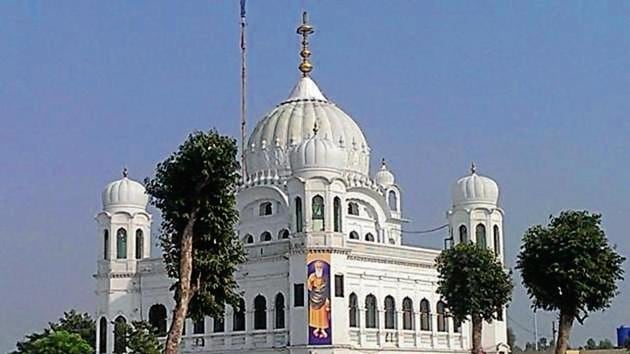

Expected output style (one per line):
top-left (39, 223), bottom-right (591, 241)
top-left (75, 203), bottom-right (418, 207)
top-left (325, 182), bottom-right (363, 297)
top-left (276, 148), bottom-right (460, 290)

top-left (239, 0), bottom-right (248, 176)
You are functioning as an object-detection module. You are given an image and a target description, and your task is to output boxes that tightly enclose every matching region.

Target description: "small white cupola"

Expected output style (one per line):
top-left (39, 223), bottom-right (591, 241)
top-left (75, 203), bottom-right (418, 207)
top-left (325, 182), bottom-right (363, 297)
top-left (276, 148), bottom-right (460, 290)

top-left (289, 122), bottom-right (345, 177)
top-left (375, 158), bottom-right (395, 187)
top-left (102, 168), bottom-right (149, 211)
top-left (451, 163), bottom-right (499, 207)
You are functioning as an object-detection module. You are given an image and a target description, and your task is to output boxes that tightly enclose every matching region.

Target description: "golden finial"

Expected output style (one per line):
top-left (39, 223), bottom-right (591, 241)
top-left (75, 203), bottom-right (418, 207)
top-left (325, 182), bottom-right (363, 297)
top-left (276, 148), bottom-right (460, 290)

top-left (297, 11), bottom-right (314, 77)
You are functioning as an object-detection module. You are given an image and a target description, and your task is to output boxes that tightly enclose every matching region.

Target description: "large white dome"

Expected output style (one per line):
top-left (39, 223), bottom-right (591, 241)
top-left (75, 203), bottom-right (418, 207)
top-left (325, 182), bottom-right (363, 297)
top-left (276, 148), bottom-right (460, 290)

top-left (452, 166), bottom-right (499, 206)
top-left (102, 173), bottom-right (148, 210)
top-left (245, 77), bottom-right (370, 177)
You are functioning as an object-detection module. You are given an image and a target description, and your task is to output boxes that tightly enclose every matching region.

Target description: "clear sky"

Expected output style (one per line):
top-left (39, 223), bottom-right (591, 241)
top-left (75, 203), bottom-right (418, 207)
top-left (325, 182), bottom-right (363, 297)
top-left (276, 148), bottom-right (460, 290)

top-left (1, 1), bottom-right (629, 352)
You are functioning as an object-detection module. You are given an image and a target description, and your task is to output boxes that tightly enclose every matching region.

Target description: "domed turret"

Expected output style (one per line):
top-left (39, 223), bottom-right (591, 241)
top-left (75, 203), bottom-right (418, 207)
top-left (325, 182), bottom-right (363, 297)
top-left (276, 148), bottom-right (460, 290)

top-left (289, 123), bottom-right (345, 176)
top-left (375, 158), bottom-right (395, 187)
top-left (452, 164), bottom-right (499, 206)
top-left (102, 168), bottom-right (148, 211)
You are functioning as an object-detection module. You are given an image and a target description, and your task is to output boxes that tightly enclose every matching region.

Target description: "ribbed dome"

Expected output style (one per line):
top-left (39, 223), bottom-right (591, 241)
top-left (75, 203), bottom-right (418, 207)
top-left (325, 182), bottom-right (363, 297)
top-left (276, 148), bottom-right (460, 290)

top-left (375, 159), bottom-right (395, 187)
top-left (289, 129), bottom-right (345, 173)
top-left (452, 167), bottom-right (499, 206)
top-left (246, 77), bottom-right (370, 177)
top-left (102, 175), bottom-right (148, 210)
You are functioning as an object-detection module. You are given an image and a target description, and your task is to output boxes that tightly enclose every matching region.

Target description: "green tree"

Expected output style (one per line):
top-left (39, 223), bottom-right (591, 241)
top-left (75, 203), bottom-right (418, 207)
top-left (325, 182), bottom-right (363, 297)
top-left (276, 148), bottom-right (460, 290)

top-left (123, 321), bottom-right (163, 354)
top-left (585, 338), bottom-right (597, 350)
top-left (12, 310), bottom-right (95, 354)
top-left (524, 342), bottom-right (536, 351)
top-left (517, 211), bottom-right (625, 354)
top-left (29, 330), bottom-right (93, 354)
top-left (508, 326), bottom-right (517, 349)
top-left (538, 337), bottom-right (549, 350)
top-left (145, 130), bottom-right (246, 354)
top-left (436, 242), bottom-right (513, 354)
top-left (597, 339), bottom-right (613, 349)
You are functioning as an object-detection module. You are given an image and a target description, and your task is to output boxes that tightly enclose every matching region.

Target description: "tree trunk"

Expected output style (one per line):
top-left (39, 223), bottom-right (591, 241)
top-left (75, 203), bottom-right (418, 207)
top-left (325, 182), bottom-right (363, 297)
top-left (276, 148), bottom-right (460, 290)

top-left (164, 213), bottom-right (197, 354)
top-left (555, 310), bottom-right (574, 354)
top-left (471, 314), bottom-right (483, 354)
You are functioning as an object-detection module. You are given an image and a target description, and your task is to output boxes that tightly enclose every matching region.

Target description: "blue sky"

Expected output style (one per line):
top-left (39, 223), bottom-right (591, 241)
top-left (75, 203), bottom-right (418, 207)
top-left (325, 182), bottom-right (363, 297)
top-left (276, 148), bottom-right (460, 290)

top-left (1, 1), bottom-right (629, 351)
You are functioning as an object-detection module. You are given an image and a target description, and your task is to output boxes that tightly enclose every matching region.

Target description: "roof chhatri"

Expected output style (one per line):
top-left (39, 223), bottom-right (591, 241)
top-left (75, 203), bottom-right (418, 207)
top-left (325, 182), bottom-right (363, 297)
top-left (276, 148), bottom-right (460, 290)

top-left (297, 11), bottom-right (314, 77)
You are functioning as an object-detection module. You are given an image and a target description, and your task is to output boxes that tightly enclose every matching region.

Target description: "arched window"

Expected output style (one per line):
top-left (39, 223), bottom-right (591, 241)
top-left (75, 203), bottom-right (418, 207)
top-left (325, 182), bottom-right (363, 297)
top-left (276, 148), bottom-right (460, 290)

top-left (135, 229), bottom-right (143, 259)
top-left (493, 225), bottom-right (501, 255)
top-left (420, 299), bottom-right (431, 331)
top-left (213, 316), bottom-right (224, 333)
top-left (254, 295), bottom-right (267, 330)
top-left (388, 190), bottom-right (398, 211)
top-left (193, 318), bottom-right (205, 334)
top-left (99, 317), bottom-right (107, 353)
top-left (459, 225), bottom-right (467, 243)
top-left (437, 301), bottom-right (447, 332)
top-left (333, 197), bottom-right (342, 232)
top-left (384, 296), bottom-right (396, 329)
top-left (275, 293), bottom-right (285, 329)
top-left (103, 230), bottom-right (109, 260)
top-left (349, 293), bottom-right (359, 328)
top-left (259, 202), bottom-right (273, 216)
top-left (347, 202), bottom-right (360, 216)
top-left (365, 294), bottom-right (378, 329)
top-left (233, 298), bottom-right (246, 331)
top-left (349, 231), bottom-right (359, 240)
top-left (365, 233), bottom-right (375, 242)
top-left (116, 228), bottom-right (127, 259)
top-left (312, 195), bottom-right (325, 231)
top-left (402, 297), bottom-right (413, 330)
top-left (149, 304), bottom-right (167, 337)
top-left (260, 231), bottom-right (272, 242)
top-left (295, 197), bottom-right (303, 233)
top-left (113, 316), bottom-right (127, 354)
top-left (244, 234), bottom-right (254, 244)
top-left (278, 229), bottom-right (289, 239)
top-left (476, 224), bottom-right (487, 248)
top-left (454, 320), bottom-right (461, 333)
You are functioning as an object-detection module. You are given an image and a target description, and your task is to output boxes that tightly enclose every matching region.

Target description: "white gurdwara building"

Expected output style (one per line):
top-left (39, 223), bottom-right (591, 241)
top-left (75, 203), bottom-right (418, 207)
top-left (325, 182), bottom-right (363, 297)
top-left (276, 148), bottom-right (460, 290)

top-left (94, 14), bottom-right (508, 354)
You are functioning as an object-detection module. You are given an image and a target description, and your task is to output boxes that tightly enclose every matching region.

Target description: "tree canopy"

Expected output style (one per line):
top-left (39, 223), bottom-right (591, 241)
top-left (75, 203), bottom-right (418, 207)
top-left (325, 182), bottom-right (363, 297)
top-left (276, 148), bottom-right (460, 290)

top-left (12, 310), bottom-right (95, 354)
top-left (516, 210), bottom-right (625, 354)
top-left (145, 130), bottom-right (245, 353)
top-left (124, 321), bottom-right (164, 354)
top-left (28, 330), bottom-right (93, 354)
top-left (436, 242), bottom-right (513, 354)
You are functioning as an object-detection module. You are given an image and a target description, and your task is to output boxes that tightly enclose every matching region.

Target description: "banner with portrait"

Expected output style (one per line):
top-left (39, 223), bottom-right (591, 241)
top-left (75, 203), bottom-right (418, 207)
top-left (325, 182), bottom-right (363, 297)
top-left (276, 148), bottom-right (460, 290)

top-left (307, 252), bottom-right (332, 345)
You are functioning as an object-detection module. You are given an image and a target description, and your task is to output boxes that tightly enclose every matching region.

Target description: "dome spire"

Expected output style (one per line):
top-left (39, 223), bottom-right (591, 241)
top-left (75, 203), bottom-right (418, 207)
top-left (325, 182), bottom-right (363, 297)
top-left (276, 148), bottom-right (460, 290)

top-left (297, 11), bottom-right (314, 77)
top-left (470, 162), bottom-right (477, 175)
top-left (122, 166), bottom-right (129, 178)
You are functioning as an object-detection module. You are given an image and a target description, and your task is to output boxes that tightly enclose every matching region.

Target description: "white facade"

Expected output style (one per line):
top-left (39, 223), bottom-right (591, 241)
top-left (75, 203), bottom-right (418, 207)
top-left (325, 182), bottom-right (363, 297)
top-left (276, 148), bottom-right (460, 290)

top-left (94, 29), bottom-right (508, 354)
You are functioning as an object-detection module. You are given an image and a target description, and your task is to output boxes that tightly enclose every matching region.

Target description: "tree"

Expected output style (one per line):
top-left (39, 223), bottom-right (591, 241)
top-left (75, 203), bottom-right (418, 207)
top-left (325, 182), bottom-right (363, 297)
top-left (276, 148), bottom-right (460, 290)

top-left (524, 342), bottom-right (536, 351)
top-left (538, 337), bottom-right (549, 351)
top-left (585, 338), bottom-right (597, 350)
top-left (29, 330), bottom-right (93, 354)
top-left (517, 211), bottom-right (625, 354)
top-left (436, 242), bottom-right (513, 354)
top-left (145, 130), bottom-right (246, 354)
top-left (597, 339), bottom-right (613, 349)
top-left (508, 326), bottom-right (517, 349)
top-left (12, 310), bottom-right (95, 354)
top-left (124, 321), bottom-right (163, 354)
